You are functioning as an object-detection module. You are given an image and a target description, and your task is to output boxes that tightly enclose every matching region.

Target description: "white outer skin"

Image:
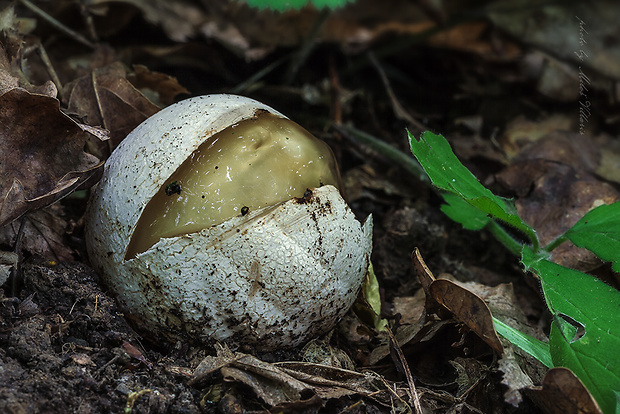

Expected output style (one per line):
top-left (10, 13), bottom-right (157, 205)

top-left (85, 94), bottom-right (372, 350)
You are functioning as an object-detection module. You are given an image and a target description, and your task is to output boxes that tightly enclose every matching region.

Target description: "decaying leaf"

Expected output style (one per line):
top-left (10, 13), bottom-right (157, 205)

top-left (121, 341), bottom-right (153, 369)
top-left (301, 338), bottom-right (355, 370)
top-left (412, 248), bottom-right (550, 409)
top-left (126, 64), bottom-right (189, 106)
top-left (190, 344), bottom-right (409, 410)
top-left (501, 115), bottom-right (574, 160)
top-left (0, 250), bottom-right (17, 285)
top-left (488, 1), bottom-right (620, 80)
top-left (525, 368), bottom-right (603, 414)
top-left (429, 279), bottom-right (504, 355)
top-left (496, 131), bottom-right (620, 271)
top-left (87, 0), bottom-right (205, 42)
top-left (412, 247), bottom-right (450, 319)
top-left (63, 62), bottom-right (162, 151)
top-left (0, 204), bottom-right (75, 262)
top-left (0, 87), bottom-right (103, 227)
top-left (0, 9), bottom-right (108, 259)
top-left (498, 346), bottom-right (535, 407)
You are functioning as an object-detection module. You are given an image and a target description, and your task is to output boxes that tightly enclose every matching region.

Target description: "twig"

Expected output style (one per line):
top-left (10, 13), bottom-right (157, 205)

top-left (35, 42), bottom-right (63, 98)
top-left (10, 216), bottom-right (27, 295)
top-left (90, 71), bottom-right (113, 154)
top-left (368, 51), bottom-right (427, 133)
top-left (328, 54), bottom-right (342, 125)
top-left (283, 8), bottom-right (330, 85)
top-left (78, 1), bottom-right (100, 42)
top-left (386, 326), bottom-right (423, 414)
top-left (19, 0), bottom-right (95, 49)
top-left (230, 55), bottom-right (287, 94)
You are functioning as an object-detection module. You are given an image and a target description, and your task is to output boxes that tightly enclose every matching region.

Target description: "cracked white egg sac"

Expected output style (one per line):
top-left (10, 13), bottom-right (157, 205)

top-left (85, 94), bottom-right (373, 350)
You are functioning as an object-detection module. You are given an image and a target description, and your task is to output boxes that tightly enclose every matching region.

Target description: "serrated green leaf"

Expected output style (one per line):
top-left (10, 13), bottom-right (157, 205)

top-left (493, 317), bottom-right (552, 368)
top-left (409, 131), bottom-right (538, 248)
top-left (522, 247), bottom-right (620, 414)
top-left (441, 192), bottom-right (490, 230)
top-left (564, 202), bottom-right (620, 272)
top-left (241, 0), bottom-right (351, 11)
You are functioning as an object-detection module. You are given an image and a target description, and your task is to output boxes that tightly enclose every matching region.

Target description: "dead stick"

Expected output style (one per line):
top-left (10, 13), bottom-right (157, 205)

top-left (19, 0), bottom-right (95, 49)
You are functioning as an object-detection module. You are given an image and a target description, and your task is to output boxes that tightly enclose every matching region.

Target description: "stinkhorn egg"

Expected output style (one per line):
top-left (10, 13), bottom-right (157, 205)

top-left (85, 94), bottom-right (373, 350)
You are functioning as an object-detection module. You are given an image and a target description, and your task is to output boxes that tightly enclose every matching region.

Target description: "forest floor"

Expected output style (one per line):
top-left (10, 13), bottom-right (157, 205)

top-left (1, 1), bottom-right (619, 413)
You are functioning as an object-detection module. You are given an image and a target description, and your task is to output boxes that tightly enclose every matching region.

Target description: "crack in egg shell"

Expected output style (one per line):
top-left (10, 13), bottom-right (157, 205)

top-left (124, 186), bottom-right (372, 349)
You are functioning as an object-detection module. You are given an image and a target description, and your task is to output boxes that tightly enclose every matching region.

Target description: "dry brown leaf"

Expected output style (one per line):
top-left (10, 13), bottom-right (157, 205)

top-left (428, 21), bottom-right (520, 59)
top-left (411, 247), bottom-right (451, 319)
top-left (191, 345), bottom-right (408, 409)
top-left (525, 367), bottom-right (603, 414)
top-left (0, 17), bottom-right (104, 243)
top-left (70, 353), bottom-right (96, 367)
top-left (121, 341), bottom-right (153, 369)
top-left (498, 346), bottom-right (535, 407)
top-left (126, 64), bottom-right (189, 106)
top-left (198, 0), bottom-right (460, 60)
top-left (0, 87), bottom-right (102, 227)
top-left (190, 345), bottom-right (309, 406)
top-left (429, 279), bottom-right (504, 355)
top-left (0, 204), bottom-right (74, 262)
top-left (86, 0), bottom-right (205, 42)
top-left (1, 18), bottom-right (58, 98)
top-left (63, 62), bottom-right (161, 150)
top-left (413, 250), bottom-right (507, 353)
top-left (488, 1), bottom-right (620, 80)
top-left (496, 131), bottom-right (620, 271)
top-left (413, 250), bottom-right (548, 408)
top-left (0, 250), bottom-right (17, 285)
top-left (501, 115), bottom-right (574, 160)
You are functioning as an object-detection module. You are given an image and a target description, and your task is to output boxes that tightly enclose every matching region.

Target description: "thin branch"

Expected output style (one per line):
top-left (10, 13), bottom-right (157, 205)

top-left (283, 8), bottom-right (330, 85)
top-left (19, 0), bottom-right (95, 49)
top-left (368, 51), bottom-right (426, 132)
top-left (386, 326), bottom-right (423, 414)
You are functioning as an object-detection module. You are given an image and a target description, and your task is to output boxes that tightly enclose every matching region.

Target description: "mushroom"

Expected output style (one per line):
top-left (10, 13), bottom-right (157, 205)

top-left (85, 94), bottom-right (372, 350)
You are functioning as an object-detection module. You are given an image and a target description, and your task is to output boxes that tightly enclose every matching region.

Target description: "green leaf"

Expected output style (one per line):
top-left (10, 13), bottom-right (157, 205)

top-left (564, 202), bottom-right (620, 272)
top-left (357, 262), bottom-right (388, 331)
top-left (241, 0), bottom-right (351, 11)
top-left (522, 247), bottom-right (620, 414)
top-left (409, 131), bottom-right (538, 249)
top-left (441, 192), bottom-right (490, 230)
top-left (493, 317), bottom-right (553, 368)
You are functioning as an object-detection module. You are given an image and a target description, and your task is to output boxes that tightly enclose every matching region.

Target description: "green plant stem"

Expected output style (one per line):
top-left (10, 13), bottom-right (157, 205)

top-left (485, 220), bottom-right (525, 256)
top-left (333, 124), bottom-right (430, 184)
top-left (339, 124), bottom-right (539, 253)
top-left (543, 235), bottom-right (567, 253)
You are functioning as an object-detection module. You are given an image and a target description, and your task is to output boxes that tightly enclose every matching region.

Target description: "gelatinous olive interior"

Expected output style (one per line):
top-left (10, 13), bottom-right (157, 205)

top-left (125, 112), bottom-right (342, 259)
